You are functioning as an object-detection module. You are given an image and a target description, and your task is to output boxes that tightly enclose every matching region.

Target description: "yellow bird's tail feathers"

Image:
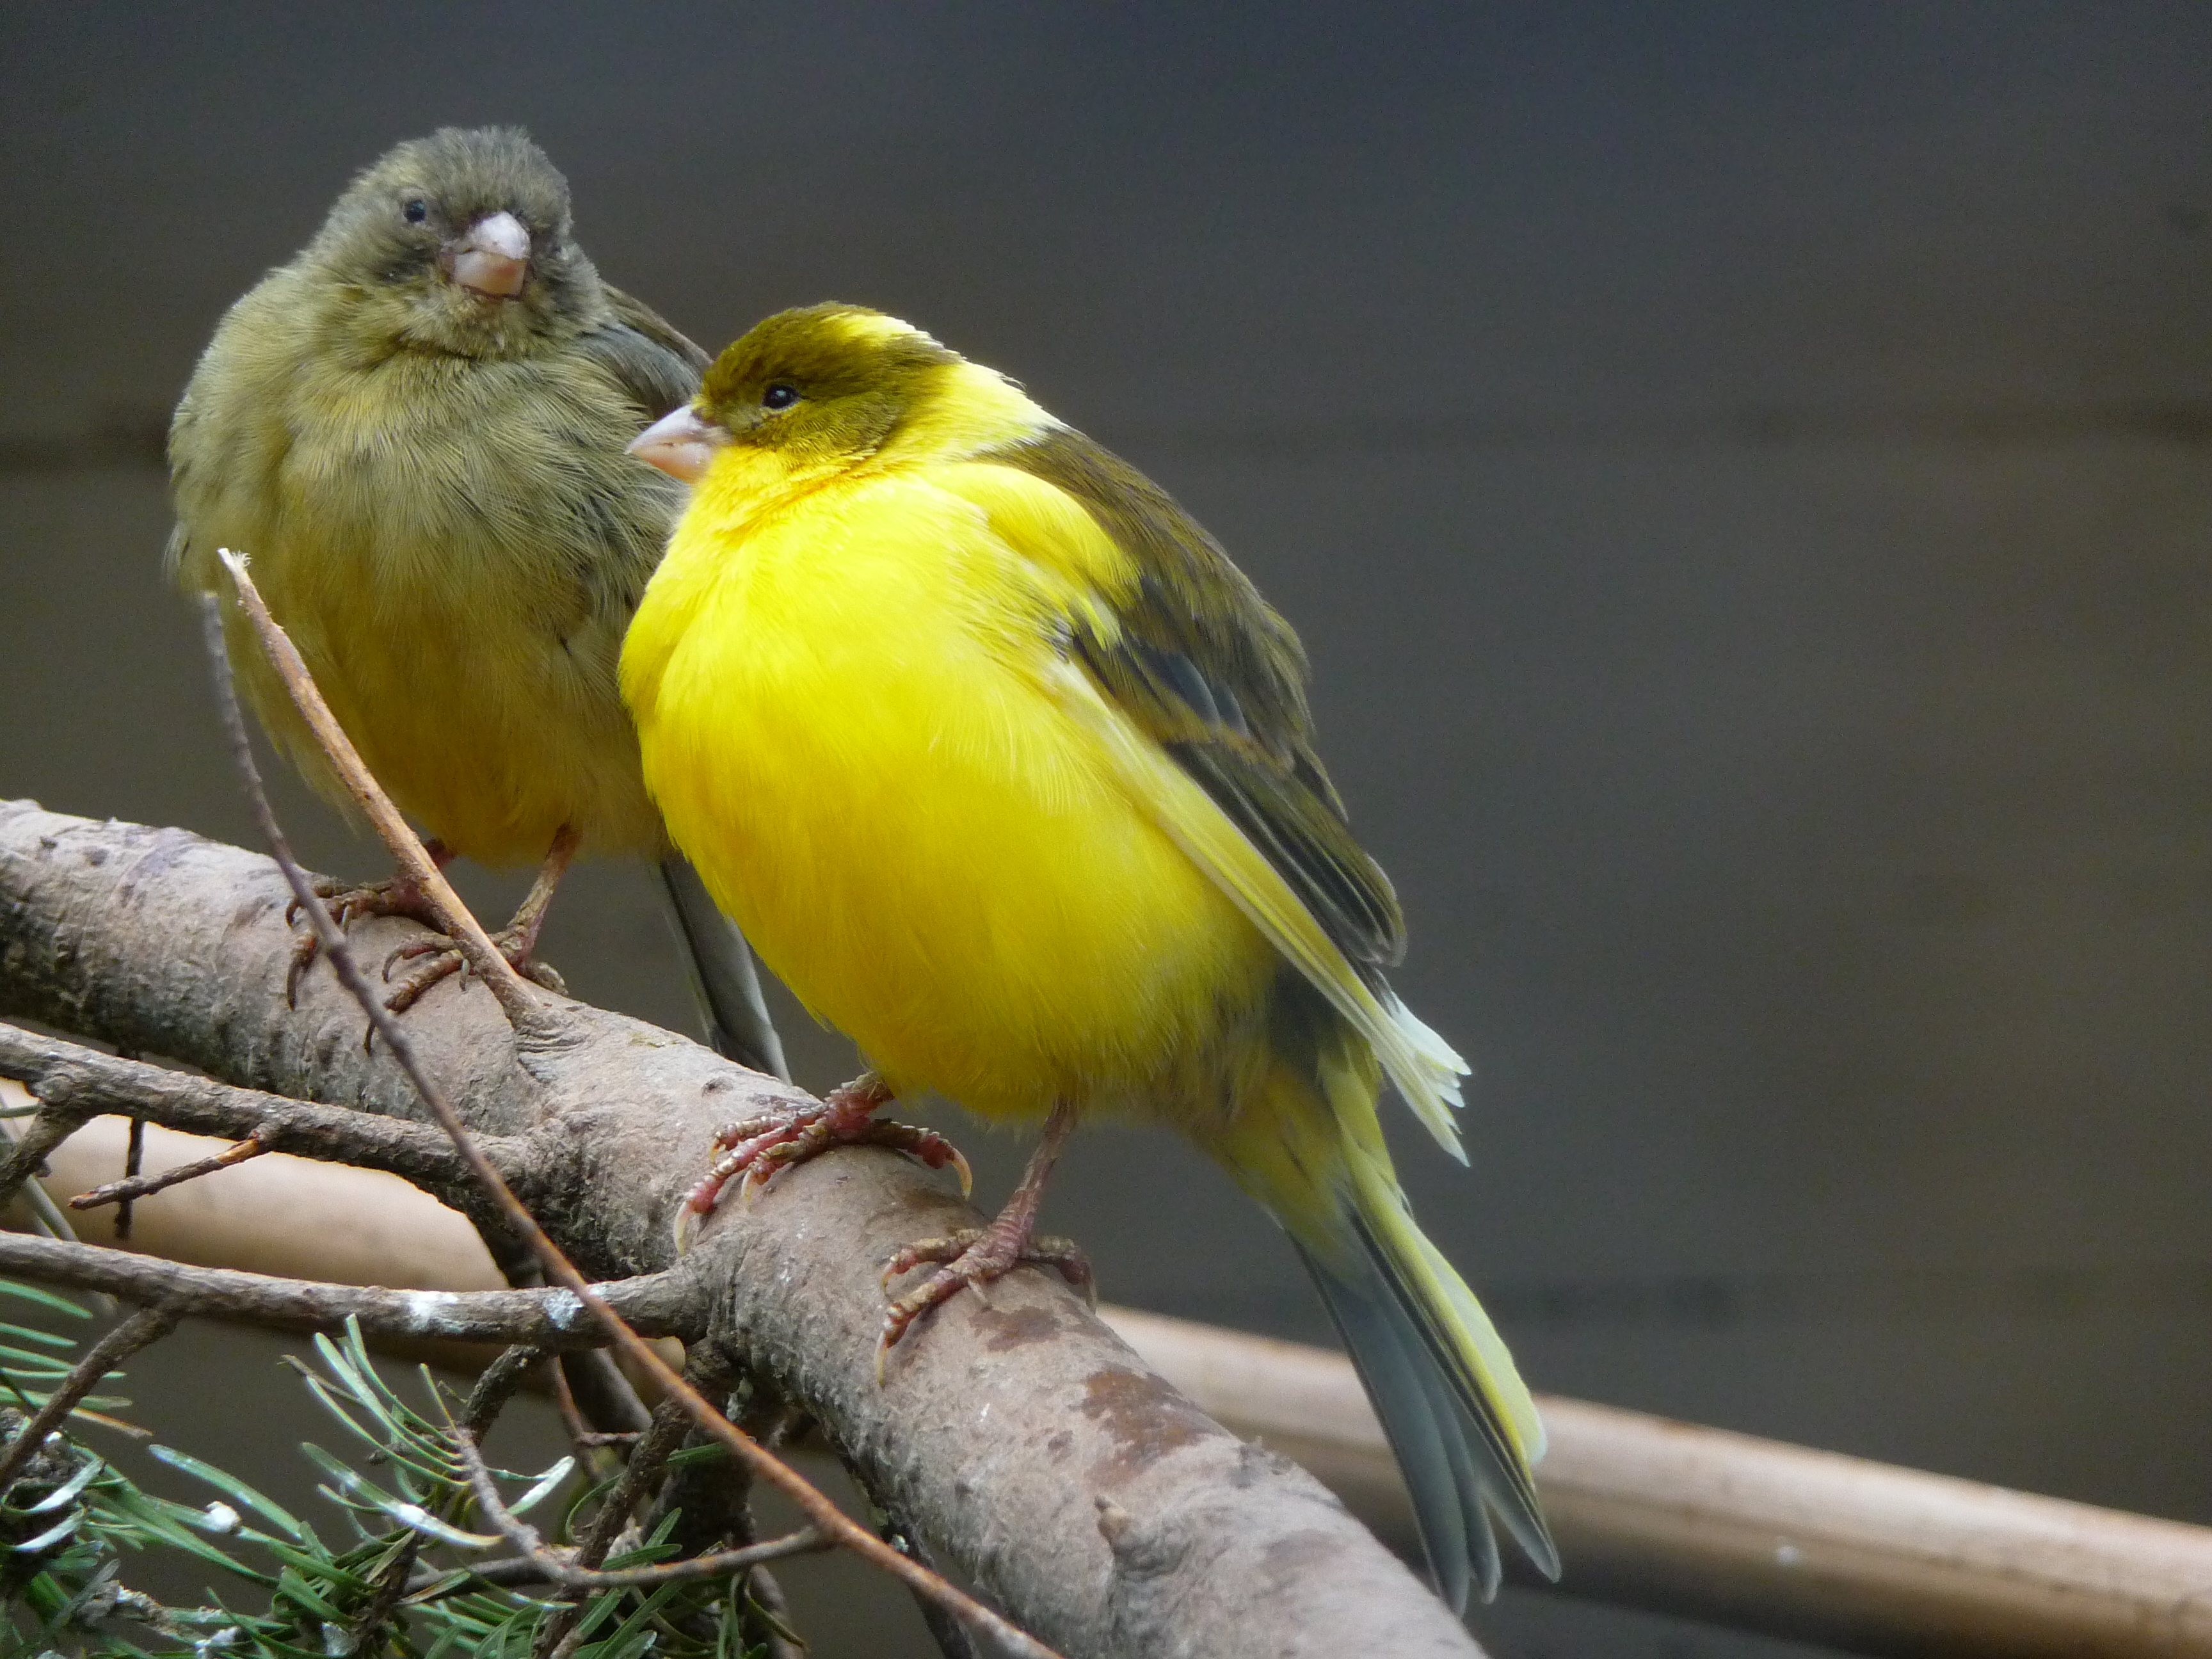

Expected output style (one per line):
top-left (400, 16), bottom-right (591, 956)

top-left (1210, 1032), bottom-right (1558, 1608)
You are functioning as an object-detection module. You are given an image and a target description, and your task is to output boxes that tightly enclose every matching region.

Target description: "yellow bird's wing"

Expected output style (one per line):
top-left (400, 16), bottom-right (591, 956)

top-left (941, 435), bottom-right (1471, 1155)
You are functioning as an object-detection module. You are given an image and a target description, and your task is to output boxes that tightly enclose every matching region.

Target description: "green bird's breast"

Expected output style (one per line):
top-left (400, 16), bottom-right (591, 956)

top-left (172, 275), bottom-right (678, 864)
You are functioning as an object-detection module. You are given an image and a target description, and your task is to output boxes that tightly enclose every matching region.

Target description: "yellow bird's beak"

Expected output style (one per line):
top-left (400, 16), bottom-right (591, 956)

top-left (629, 406), bottom-right (729, 483)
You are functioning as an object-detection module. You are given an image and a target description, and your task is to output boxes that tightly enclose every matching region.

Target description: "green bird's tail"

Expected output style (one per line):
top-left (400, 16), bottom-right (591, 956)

top-left (1208, 1016), bottom-right (1557, 1610)
top-left (657, 854), bottom-right (790, 1082)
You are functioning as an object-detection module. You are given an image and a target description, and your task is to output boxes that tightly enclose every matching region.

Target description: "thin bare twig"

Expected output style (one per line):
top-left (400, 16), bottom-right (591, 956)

top-left (367, 1341), bottom-right (541, 1656)
top-left (408, 1557), bottom-right (554, 1596)
top-left (0, 1305), bottom-right (178, 1494)
top-left (0, 1103), bottom-right (116, 1318)
top-left (0, 1022), bottom-right (529, 1200)
top-left (351, 1521), bottom-right (425, 1659)
top-left (534, 1388), bottom-right (699, 1657)
top-left (559, 1348), bottom-right (654, 1439)
top-left (0, 1231), bottom-right (692, 1347)
top-left (114, 1113), bottom-right (145, 1240)
top-left (643, 1367), bottom-right (805, 1659)
top-left (575, 1393), bottom-right (698, 1568)
top-left (465, 1345), bottom-right (553, 1441)
top-left (0, 1105), bottom-right (95, 1210)
top-left (213, 550), bottom-right (541, 1025)
top-left (545, 1359), bottom-right (600, 1454)
top-left (211, 564), bottom-right (1062, 1656)
top-left (453, 1427), bottom-right (830, 1591)
top-left (70, 1126), bottom-right (273, 1210)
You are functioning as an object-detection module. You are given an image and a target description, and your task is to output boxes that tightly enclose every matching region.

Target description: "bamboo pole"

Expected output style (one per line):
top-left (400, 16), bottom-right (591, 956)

top-left (1101, 1306), bottom-right (2212, 1658)
top-left (12, 1085), bottom-right (2212, 1656)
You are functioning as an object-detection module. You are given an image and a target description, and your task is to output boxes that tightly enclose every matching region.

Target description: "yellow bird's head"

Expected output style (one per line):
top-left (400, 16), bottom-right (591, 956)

top-left (629, 303), bottom-right (1046, 483)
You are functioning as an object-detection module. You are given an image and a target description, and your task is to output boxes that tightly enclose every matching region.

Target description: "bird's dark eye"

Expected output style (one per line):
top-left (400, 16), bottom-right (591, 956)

top-left (762, 382), bottom-right (800, 412)
top-left (403, 199), bottom-right (429, 224)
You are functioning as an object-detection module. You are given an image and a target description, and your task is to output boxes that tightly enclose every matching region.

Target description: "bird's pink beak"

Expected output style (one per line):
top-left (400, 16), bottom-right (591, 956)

top-left (447, 211), bottom-right (531, 299)
top-left (629, 406), bottom-right (728, 483)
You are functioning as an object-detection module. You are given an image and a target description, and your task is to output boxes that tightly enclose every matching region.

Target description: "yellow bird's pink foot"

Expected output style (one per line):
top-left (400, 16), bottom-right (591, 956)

top-left (879, 1224), bottom-right (1095, 1354)
top-left (677, 1075), bottom-right (974, 1248)
top-left (285, 838), bottom-right (456, 1004)
top-left (878, 1100), bottom-right (1092, 1361)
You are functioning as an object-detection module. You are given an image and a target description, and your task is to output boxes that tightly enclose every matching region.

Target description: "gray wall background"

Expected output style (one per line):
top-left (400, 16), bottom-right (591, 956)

top-left (4, 5), bottom-right (2209, 1655)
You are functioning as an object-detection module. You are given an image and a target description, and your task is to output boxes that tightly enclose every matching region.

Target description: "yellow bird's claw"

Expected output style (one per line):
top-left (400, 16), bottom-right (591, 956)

top-left (671, 1199), bottom-right (703, 1256)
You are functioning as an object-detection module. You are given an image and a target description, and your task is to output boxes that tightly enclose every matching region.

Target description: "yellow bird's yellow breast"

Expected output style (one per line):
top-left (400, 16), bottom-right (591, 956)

top-left (625, 462), bottom-right (1275, 1121)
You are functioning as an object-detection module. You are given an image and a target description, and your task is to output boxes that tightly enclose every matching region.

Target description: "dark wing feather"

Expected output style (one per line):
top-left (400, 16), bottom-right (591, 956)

top-left (998, 427), bottom-right (1406, 970)
top-left (579, 289), bottom-right (797, 1079)
top-left (575, 282), bottom-right (710, 421)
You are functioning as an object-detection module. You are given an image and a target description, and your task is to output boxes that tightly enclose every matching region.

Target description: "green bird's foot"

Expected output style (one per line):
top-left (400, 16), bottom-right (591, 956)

top-left (380, 922), bottom-right (569, 1014)
top-left (284, 840), bottom-right (456, 1005)
top-left (876, 1098), bottom-right (1091, 1368)
top-left (675, 1075), bottom-right (973, 1251)
top-left (378, 824), bottom-right (579, 1020)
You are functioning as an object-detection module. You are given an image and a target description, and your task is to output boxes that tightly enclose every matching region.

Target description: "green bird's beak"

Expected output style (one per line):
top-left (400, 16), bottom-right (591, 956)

top-left (444, 211), bottom-right (531, 300)
top-left (629, 406), bottom-right (728, 483)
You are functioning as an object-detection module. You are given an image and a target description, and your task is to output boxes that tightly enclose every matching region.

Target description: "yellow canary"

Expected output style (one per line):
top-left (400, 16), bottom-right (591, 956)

top-left (621, 303), bottom-right (1555, 1605)
top-left (167, 127), bottom-right (781, 1073)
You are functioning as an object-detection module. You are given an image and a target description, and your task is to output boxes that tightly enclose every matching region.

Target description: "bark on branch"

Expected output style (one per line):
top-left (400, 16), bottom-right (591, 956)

top-left (0, 801), bottom-right (1482, 1659)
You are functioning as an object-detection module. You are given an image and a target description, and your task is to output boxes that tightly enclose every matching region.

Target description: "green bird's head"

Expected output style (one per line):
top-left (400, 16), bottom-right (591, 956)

top-left (629, 303), bottom-right (1033, 483)
top-left (304, 125), bottom-right (605, 360)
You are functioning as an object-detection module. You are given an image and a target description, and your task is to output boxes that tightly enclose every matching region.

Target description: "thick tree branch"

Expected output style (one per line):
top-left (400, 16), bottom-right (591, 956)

top-left (0, 802), bottom-right (1476, 1659)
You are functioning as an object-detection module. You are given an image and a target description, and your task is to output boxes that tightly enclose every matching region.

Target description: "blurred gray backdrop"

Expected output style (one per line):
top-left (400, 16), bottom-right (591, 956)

top-left (4, 5), bottom-right (2210, 1655)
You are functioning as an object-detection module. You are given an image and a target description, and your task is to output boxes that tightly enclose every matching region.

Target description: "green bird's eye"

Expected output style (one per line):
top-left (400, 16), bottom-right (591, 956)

top-left (403, 199), bottom-right (429, 224)
top-left (762, 383), bottom-right (800, 411)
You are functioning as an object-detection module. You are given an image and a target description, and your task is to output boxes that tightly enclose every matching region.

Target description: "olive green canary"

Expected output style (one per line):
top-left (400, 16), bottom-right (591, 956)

top-left (167, 125), bottom-right (781, 1074)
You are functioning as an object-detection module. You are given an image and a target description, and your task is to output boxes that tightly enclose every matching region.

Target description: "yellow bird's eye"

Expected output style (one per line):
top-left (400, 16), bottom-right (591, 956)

top-left (403, 198), bottom-right (429, 224)
top-left (762, 382), bottom-right (800, 412)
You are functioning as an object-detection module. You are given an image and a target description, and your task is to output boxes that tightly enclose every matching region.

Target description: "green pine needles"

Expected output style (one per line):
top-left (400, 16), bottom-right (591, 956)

top-left (0, 1285), bottom-right (773, 1658)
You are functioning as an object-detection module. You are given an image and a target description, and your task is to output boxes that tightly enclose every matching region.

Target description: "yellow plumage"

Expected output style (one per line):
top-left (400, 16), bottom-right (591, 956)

top-left (622, 304), bottom-right (1555, 1605)
top-left (629, 461), bottom-right (1263, 1116)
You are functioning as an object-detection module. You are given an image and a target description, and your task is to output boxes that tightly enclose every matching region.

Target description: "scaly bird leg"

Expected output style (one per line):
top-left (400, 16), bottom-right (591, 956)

top-left (285, 837), bottom-right (456, 1004)
top-left (676, 1074), bottom-right (973, 1251)
top-left (382, 824), bottom-right (581, 1013)
top-left (878, 1099), bottom-right (1093, 1362)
